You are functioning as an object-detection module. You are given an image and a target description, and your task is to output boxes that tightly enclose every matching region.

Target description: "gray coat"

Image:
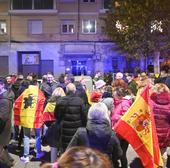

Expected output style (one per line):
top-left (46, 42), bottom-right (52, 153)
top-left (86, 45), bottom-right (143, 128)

top-left (0, 90), bottom-right (14, 146)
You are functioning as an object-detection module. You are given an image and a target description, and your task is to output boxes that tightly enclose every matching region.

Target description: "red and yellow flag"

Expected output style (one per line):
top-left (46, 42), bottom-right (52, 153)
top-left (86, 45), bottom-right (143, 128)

top-left (43, 101), bottom-right (56, 122)
top-left (114, 86), bottom-right (163, 168)
top-left (14, 85), bottom-right (45, 128)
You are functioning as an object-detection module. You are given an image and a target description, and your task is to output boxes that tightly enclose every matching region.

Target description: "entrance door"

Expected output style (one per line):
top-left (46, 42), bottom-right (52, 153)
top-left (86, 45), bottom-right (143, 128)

top-left (71, 60), bottom-right (87, 76)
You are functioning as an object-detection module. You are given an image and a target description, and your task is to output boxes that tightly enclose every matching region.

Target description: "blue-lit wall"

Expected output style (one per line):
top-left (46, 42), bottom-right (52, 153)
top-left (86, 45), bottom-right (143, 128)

top-left (0, 42), bottom-right (144, 76)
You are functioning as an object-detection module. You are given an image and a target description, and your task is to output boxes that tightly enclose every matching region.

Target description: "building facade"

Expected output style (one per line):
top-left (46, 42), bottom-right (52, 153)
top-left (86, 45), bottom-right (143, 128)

top-left (0, 0), bottom-right (143, 77)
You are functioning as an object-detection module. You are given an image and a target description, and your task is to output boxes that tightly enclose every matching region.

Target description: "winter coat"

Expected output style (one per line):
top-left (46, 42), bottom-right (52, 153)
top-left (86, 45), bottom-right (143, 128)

top-left (0, 90), bottom-right (14, 146)
top-left (151, 92), bottom-right (170, 148)
top-left (67, 119), bottom-right (122, 163)
top-left (40, 81), bottom-right (59, 103)
top-left (112, 96), bottom-right (132, 128)
top-left (54, 93), bottom-right (87, 150)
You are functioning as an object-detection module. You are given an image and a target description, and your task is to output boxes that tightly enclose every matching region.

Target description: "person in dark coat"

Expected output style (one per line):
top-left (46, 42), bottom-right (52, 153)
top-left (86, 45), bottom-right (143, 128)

top-left (54, 83), bottom-right (87, 152)
top-left (40, 73), bottom-right (59, 105)
top-left (0, 78), bottom-right (15, 167)
top-left (67, 102), bottom-right (122, 167)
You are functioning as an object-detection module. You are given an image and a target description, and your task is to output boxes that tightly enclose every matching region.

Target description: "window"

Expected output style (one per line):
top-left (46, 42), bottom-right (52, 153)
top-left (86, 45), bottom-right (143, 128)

top-left (28, 20), bottom-right (43, 35)
top-left (61, 20), bottom-right (75, 34)
top-left (82, 20), bottom-right (96, 34)
top-left (34, 0), bottom-right (53, 9)
top-left (12, 0), bottom-right (32, 9)
top-left (83, 0), bottom-right (95, 2)
top-left (12, 0), bottom-right (54, 10)
top-left (0, 21), bottom-right (7, 34)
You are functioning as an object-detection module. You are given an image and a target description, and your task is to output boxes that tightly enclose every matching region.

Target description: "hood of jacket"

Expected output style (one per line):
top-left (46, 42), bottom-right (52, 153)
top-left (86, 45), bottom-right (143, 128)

top-left (86, 119), bottom-right (112, 146)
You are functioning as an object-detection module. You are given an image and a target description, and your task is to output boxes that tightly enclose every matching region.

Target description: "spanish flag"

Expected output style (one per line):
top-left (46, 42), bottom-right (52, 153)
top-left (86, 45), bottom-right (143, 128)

top-left (114, 86), bottom-right (163, 168)
top-left (14, 85), bottom-right (45, 128)
top-left (43, 101), bottom-right (56, 122)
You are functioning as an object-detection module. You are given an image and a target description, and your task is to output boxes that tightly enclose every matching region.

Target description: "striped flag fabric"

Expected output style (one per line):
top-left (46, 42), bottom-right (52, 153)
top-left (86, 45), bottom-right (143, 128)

top-left (43, 101), bottom-right (56, 122)
top-left (114, 86), bottom-right (163, 168)
top-left (14, 85), bottom-right (45, 128)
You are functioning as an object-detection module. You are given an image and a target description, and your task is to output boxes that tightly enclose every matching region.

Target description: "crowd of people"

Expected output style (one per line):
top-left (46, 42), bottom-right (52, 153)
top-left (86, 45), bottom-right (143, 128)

top-left (0, 69), bottom-right (169, 168)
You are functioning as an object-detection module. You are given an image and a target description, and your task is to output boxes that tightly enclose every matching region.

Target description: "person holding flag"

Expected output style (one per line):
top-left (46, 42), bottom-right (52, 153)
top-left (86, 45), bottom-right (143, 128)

top-left (114, 85), bottom-right (163, 168)
top-left (111, 87), bottom-right (133, 168)
top-left (14, 79), bottom-right (45, 163)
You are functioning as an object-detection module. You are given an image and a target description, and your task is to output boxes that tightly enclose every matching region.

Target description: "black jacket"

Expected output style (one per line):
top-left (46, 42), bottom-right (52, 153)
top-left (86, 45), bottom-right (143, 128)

top-left (67, 119), bottom-right (122, 163)
top-left (54, 93), bottom-right (87, 150)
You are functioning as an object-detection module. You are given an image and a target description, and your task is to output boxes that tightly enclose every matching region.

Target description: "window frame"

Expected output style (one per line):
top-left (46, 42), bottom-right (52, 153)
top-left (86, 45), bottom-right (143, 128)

top-left (61, 20), bottom-right (75, 34)
top-left (0, 20), bottom-right (7, 35)
top-left (82, 19), bottom-right (97, 34)
top-left (28, 20), bottom-right (43, 35)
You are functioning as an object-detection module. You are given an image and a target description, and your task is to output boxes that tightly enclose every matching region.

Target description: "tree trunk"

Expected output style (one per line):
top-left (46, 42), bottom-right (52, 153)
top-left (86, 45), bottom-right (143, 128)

top-left (153, 51), bottom-right (160, 74)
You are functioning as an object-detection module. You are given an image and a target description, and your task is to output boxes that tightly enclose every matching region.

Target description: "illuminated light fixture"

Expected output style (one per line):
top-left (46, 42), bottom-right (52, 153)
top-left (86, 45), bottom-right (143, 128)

top-left (151, 20), bottom-right (163, 33)
top-left (71, 28), bottom-right (74, 33)
top-left (86, 23), bottom-right (92, 30)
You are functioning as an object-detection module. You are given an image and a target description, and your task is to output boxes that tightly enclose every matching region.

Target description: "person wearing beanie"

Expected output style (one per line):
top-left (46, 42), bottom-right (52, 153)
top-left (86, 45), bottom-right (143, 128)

top-left (90, 91), bottom-right (102, 103)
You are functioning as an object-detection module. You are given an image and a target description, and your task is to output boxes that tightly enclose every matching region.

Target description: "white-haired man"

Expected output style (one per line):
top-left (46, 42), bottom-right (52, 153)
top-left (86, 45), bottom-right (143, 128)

top-left (67, 102), bottom-right (122, 167)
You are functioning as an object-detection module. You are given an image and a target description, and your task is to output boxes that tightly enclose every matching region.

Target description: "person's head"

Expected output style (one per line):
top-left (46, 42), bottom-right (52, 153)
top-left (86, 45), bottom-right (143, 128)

top-left (6, 76), bottom-right (12, 84)
top-left (66, 83), bottom-right (76, 94)
top-left (52, 87), bottom-right (66, 97)
top-left (113, 87), bottom-right (129, 99)
top-left (102, 85), bottom-right (113, 98)
top-left (152, 83), bottom-right (170, 94)
top-left (17, 74), bottom-right (24, 80)
top-left (126, 74), bottom-right (134, 83)
top-left (88, 102), bottom-right (110, 123)
top-left (115, 72), bottom-right (123, 80)
top-left (47, 73), bottom-right (54, 84)
top-left (40, 146), bottom-right (112, 168)
top-left (64, 74), bottom-right (75, 85)
top-left (140, 72), bottom-right (147, 81)
top-left (95, 80), bottom-right (106, 93)
top-left (90, 91), bottom-right (102, 103)
top-left (27, 75), bottom-right (33, 81)
top-left (42, 75), bottom-right (47, 82)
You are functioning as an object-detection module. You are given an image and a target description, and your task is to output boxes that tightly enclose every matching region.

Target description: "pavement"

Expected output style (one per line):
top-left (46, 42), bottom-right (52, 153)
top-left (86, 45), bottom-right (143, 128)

top-left (0, 140), bottom-right (170, 168)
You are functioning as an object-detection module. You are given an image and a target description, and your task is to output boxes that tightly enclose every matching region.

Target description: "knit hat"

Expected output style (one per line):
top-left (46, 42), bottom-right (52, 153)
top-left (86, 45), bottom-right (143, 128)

top-left (95, 80), bottom-right (106, 89)
top-left (90, 91), bottom-right (102, 103)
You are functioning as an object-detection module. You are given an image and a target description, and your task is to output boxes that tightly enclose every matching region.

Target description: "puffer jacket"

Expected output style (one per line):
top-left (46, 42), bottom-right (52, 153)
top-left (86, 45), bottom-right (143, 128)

top-left (112, 96), bottom-right (132, 128)
top-left (67, 119), bottom-right (122, 163)
top-left (151, 92), bottom-right (170, 148)
top-left (54, 93), bottom-right (87, 150)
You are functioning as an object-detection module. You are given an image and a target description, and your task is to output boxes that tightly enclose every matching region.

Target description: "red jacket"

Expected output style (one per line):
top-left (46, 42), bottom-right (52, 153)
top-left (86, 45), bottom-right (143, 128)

top-left (151, 92), bottom-right (170, 148)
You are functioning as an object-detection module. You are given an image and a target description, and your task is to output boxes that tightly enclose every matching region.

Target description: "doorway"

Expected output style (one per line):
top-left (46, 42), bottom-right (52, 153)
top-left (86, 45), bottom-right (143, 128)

top-left (71, 60), bottom-right (87, 76)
